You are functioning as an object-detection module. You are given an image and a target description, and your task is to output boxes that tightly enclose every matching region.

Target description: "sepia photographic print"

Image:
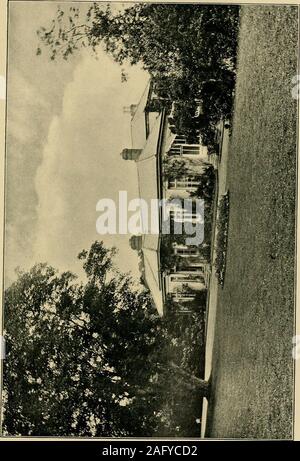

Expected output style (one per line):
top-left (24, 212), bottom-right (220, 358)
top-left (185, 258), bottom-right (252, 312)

top-left (0, 0), bottom-right (299, 441)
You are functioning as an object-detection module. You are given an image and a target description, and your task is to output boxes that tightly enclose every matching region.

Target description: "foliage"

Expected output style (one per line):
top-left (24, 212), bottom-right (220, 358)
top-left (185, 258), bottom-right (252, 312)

top-left (161, 157), bottom-right (190, 182)
top-left (189, 166), bottom-right (217, 263)
top-left (162, 157), bottom-right (211, 183)
top-left (37, 4), bottom-right (240, 142)
top-left (159, 236), bottom-right (179, 272)
top-left (163, 301), bottom-right (206, 374)
top-left (194, 289), bottom-right (208, 312)
top-left (203, 204), bottom-right (214, 262)
top-left (190, 165), bottom-right (216, 203)
top-left (3, 241), bottom-right (209, 437)
top-left (168, 100), bottom-right (210, 144)
top-left (160, 298), bottom-right (207, 436)
top-left (214, 192), bottom-right (230, 286)
top-left (159, 193), bottom-right (213, 266)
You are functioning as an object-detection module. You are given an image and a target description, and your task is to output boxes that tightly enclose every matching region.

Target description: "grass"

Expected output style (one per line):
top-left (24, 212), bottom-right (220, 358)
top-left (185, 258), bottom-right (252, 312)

top-left (205, 5), bottom-right (297, 439)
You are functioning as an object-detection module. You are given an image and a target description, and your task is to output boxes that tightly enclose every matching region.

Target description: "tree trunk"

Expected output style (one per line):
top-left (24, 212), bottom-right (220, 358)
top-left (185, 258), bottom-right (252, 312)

top-left (169, 362), bottom-right (211, 398)
top-left (133, 364), bottom-right (211, 400)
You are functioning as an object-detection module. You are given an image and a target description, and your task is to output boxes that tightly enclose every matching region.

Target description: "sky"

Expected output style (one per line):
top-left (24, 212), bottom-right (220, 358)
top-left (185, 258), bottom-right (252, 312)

top-left (5, 1), bottom-right (149, 286)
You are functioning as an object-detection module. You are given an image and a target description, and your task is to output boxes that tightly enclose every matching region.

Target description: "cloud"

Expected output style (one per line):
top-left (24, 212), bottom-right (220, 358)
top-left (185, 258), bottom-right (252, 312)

top-left (32, 50), bottom-right (148, 279)
top-left (7, 71), bottom-right (49, 143)
top-left (5, 2), bottom-right (84, 286)
top-left (5, 1), bottom-right (148, 285)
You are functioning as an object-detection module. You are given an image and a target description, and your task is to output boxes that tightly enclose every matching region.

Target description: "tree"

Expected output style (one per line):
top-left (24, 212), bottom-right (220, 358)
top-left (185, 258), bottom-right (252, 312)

top-left (37, 4), bottom-right (239, 81)
top-left (3, 241), bottom-right (210, 436)
top-left (37, 3), bottom-right (191, 73)
top-left (162, 157), bottom-right (209, 183)
top-left (190, 165), bottom-right (216, 202)
top-left (37, 4), bottom-right (239, 140)
top-left (168, 99), bottom-right (210, 143)
top-left (162, 157), bottom-right (189, 182)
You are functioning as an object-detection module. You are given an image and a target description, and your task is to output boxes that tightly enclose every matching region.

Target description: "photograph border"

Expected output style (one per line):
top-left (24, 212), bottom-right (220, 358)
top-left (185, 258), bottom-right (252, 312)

top-left (0, 0), bottom-right (299, 442)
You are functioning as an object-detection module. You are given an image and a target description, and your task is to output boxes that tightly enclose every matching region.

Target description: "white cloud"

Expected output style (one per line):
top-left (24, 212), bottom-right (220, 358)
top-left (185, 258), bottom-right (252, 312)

top-left (32, 50), bottom-right (148, 278)
top-left (5, 2), bottom-right (148, 285)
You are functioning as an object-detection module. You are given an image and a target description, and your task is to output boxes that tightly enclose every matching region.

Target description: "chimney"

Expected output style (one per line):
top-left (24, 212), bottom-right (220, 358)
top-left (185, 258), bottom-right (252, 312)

top-left (130, 104), bottom-right (138, 117)
top-left (129, 235), bottom-right (143, 251)
top-left (123, 104), bottom-right (138, 118)
top-left (121, 148), bottom-right (142, 161)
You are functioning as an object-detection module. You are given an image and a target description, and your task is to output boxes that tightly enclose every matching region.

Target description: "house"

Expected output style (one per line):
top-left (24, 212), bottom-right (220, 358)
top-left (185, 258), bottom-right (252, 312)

top-left (121, 81), bottom-right (211, 316)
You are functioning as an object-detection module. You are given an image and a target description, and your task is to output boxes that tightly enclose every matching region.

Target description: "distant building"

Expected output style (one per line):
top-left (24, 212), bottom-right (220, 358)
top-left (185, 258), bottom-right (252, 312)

top-left (122, 80), bottom-right (211, 316)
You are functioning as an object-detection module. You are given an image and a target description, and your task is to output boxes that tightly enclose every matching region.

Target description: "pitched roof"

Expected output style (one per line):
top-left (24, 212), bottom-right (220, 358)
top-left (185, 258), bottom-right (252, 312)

top-left (135, 113), bottom-right (165, 316)
top-left (130, 80), bottom-right (151, 149)
top-left (142, 247), bottom-right (163, 316)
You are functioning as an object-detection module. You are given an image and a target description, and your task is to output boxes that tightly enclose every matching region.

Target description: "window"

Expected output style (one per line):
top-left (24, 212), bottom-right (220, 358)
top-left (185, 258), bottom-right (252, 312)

top-left (169, 209), bottom-right (200, 223)
top-left (178, 306), bottom-right (191, 313)
top-left (168, 142), bottom-right (200, 157)
top-left (182, 145), bottom-right (199, 155)
top-left (170, 274), bottom-right (204, 282)
top-left (171, 292), bottom-right (195, 300)
top-left (168, 177), bottom-right (199, 190)
top-left (168, 179), bottom-right (176, 189)
top-left (168, 144), bottom-right (182, 156)
top-left (175, 135), bottom-right (187, 144)
top-left (177, 266), bottom-right (205, 273)
top-left (175, 247), bottom-right (199, 256)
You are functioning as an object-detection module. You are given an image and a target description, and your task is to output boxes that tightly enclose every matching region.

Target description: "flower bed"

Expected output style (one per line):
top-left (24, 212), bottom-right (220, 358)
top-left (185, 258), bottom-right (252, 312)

top-left (214, 191), bottom-right (230, 286)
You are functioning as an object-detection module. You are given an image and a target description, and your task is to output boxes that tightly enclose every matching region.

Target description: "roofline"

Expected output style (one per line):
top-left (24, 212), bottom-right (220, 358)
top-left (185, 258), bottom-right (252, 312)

top-left (130, 79), bottom-right (151, 149)
top-left (155, 109), bottom-right (167, 315)
top-left (133, 108), bottom-right (167, 316)
top-left (131, 79), bottom-right (151, 123)
top-left (156, 109), bottom-right (165, 202)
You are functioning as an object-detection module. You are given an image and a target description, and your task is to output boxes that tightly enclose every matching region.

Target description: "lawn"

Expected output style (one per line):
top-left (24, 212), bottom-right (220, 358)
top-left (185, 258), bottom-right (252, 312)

top-left (205, 5), bottom-right (298, 439)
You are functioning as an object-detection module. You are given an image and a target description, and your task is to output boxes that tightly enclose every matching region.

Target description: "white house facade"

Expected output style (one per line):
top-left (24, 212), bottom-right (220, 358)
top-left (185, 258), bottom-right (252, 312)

top-left (121, 80), bottom-right (211, 316)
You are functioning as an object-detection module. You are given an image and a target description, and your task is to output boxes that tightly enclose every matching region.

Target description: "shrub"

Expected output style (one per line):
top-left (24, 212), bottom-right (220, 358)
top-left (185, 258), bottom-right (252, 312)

top-left (190, 165), bottom-right (216, 203)
top-left (168, 100), bottom-right (210, 144)
top-left (214, 192), bottom-right (230, 286)
top-left (150, 7), bottom-right (240, 146)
